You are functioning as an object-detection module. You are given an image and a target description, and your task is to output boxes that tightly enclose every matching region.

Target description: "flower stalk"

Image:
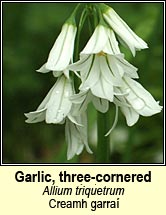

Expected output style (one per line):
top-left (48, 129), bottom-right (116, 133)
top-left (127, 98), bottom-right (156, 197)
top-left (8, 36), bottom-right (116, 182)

top-left (97, 110), bottom-right (110, 163)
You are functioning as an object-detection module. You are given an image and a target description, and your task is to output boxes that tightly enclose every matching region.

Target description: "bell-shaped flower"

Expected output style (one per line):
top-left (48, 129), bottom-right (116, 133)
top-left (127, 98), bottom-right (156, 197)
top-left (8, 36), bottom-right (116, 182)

top-left (68, 21), bottom-right (138, 103)
top-left (25, 75), bottom-right (74, 124)
top-left (65, 112), bottom-right (93, 160)
top-left (114, 76), bottom-right (162, 126)
top-left (37, 21), bottom-right (77, 74)
top-left (25, 74), bottom-right (93, 160)
top-left (99, 3), bottom-right (148, 56)
top-left (69, 54), bottom-right (138, 102)
top-left (81, 23), bottom-right (121, 55)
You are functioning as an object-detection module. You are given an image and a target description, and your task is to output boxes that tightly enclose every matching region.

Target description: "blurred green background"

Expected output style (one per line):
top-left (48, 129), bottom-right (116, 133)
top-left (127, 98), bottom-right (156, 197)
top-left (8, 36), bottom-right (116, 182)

top-left (3, 2), bottom-right (163, 164)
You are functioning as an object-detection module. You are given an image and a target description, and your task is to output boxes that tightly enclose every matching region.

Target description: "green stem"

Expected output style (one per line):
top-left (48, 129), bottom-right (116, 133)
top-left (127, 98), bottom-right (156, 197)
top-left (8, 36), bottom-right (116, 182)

top-left (74, 8), bottom-right (87, 62)
top-left (73, 7), bottom-right (88, 92)
top-left (87, 4), bottom-right (98, 34)
top-left (71, 3), bottom-right (82, 18)
top-left (96, 111), bottom-right (110, 163)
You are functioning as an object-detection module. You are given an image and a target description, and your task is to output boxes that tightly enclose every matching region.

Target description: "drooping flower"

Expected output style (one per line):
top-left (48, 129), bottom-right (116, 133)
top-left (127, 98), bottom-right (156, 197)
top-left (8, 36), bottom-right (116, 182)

top-left (114, 76), bottom-right (162, 126)
top-left (68, 21), bottom-right (138, 103)
top-left (81, 24), bottom-right (121, 55)
top-left (25, 74), bottom-right (92, 159)
top-left (37, 21), bottom-right (77, 74)
top-left (25, 75), bottom-right (73, 124)
top-left (65, 112), bottom-right (93, 160)
top-left (69, 54), bottom-right (138, 102)
top-left (99, 3), bottom-right (148, 56)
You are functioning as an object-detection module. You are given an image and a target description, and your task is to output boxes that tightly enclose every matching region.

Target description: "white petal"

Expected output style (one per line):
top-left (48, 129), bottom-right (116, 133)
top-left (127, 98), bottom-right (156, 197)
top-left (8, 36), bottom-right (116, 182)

top-left (24, 108), bottom-right (46, 123)
top-left (53, 70), bottom-right (70, 79)
top-left (78, 112), bottom-right (93, 154)
top-left (65, 119), bottom-right (84, 160)
top-left (70, 91), bottom-right (92, 115)
top-left (69, 55), bottom-right (95, 86)
top-left (113, 88), bottom-right (139, 126)
top-left (115, 55), bottom-right (139, 78)
top-left (120, 105), bottom-right (139, 126)
top-left (103, 29), bottom-right (121, 54)
top-left (25, 82), bottom-right (57, 123)
top-left (114, 97), bottom-right (130, 107)
top-left (36, 63), bottom-right (50, 73)
top-left (45, 24), bottom-right (77, 71)
top-left (81, 25), bottom-right (109, 54)
top-left (91, 75), bottom-right (114, 102)
top-left (79, 55), bottom-right (100, 90)
top-left (68, 114), bottom-right (83, 126)
top-left (124, 77), bottom-right (162, 116)
top-left (103, 8), bottom-right (148, 56)
top-left (113, 87), bottom-right (131, 106)
top-left (92, 97), bottom-right (109, 113)
top-left (45, 76), bottom-right (73, 123)
top-left (65, 114), bottom-right (92, 160)
top-left (63, 69), bottom-right (70, 79)
top-left (68, 54), bottom-right (92, 72)
top-left (70, 90), bottom-right (88, 104)
top-left (105, 105), bottom-right (119, 136)
top-left (37, 83), bottom-right (57, 110)
top-left (100, 55), bottom-right (123, 86)
top-left (53, 70), bottom-right (63, 77)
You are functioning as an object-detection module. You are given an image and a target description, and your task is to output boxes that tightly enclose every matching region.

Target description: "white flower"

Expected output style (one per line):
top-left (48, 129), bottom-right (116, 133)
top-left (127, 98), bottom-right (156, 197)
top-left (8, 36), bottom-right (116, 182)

top-left (25, 75), bottom-right (73, 124)
top-left (114, 76), bottom-right (162, 126)
top-left (25, 74), bottom-right (93, 160)
top-left (81, 24), bottom-right (121, 55)
top-left (100, 4), bottom-right (148, 56)
top-left (68, 21), bottom-right (138, 103)
top-left (69, 54), bottom-right (138, 102)
top-left (37, 22), bottom-right (77, 73)
top-left (65, 112), bottom-right (93, 160)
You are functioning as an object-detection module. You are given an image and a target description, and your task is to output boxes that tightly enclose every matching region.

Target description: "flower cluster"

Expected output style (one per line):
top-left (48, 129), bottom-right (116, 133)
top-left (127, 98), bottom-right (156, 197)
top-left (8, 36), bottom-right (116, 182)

top-left (25, 3), bottom-right (162, 160)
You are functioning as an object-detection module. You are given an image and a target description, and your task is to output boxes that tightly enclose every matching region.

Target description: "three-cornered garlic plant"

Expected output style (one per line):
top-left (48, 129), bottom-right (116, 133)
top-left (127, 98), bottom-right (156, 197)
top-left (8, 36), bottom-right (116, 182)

top-left (25, 3), bottom-right (162, 162)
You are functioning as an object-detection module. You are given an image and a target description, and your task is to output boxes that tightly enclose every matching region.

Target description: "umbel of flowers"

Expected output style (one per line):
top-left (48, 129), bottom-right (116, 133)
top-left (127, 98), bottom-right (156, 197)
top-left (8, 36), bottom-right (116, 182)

top-left (25, 3), bottom-right (162, 160)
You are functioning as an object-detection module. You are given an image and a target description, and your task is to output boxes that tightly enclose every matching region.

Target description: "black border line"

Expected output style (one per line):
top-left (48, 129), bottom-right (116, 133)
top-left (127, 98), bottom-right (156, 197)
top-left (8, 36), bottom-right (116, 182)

top-left (1, 0), bottom-right (165, 166)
